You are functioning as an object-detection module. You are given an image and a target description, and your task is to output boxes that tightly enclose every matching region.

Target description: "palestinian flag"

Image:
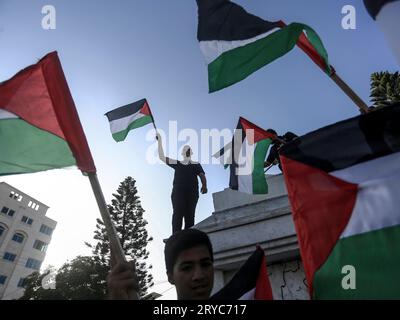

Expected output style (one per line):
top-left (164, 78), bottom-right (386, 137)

top-left (211, 246), bottom-right (273, 300)
top-left (0, 52), bottom-right (96, 176)
top-left (364, 0), bottom-right (400, 63)
top-left (105, 99), bottom-right (153, 142)
top-left (196, 0), bottom-right (331, 93)
top-left (215, 117), bottom-right (275, 194)
top-left (280, 103), bottom-right (400, 299)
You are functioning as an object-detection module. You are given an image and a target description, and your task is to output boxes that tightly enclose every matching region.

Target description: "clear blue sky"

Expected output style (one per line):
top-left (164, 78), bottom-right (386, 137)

top-left (0, 0), bottom-right (398, 298)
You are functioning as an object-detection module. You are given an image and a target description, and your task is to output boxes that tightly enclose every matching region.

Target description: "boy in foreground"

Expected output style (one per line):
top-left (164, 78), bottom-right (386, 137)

top-left (107, 229), bottom-right (214, 300)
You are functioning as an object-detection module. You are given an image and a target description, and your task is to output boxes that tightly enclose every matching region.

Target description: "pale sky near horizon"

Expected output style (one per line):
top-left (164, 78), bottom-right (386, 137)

top-left (0, 0), bottom-right (398, 299)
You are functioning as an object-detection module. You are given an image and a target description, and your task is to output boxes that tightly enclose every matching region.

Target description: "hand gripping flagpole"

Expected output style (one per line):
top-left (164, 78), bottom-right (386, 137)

top-left (88, 173), bottom-right (139, 300)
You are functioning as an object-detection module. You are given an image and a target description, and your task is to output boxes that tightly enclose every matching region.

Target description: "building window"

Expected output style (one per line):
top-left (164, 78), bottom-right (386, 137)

top-left (0, 226), bottom-right (4, 237)
top-left (25, 258), bottom-right (42, 270)
top-left (0, 275), bottom-right (7, 285)
top-left (40, 225), bottom-right (53, 236)
top-left (12, 233), bottom-right (25, 243)
top-left (9, 191), bottom-right (23, 202)
top-left (28, 201), bottom-right (40, 211)
top-left (17, 278), bottom-right (28, 288)
top-left (33, 240), bottom-right (48, 253)
top-left (21, 216), bottom-right (34, 225)
top-left (3, 252), bottom-right (17, 262)
top-left (1, 207), bottom-right (15, 217)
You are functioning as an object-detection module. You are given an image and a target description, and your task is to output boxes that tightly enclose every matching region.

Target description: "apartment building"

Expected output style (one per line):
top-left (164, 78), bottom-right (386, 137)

top-left (0, 182), bottom-right (56, 300)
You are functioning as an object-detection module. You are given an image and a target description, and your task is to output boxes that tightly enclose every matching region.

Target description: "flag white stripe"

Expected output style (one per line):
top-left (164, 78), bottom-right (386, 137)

top-left (0, 109), bottom-right (19, 120)
top-left (237, 137), bottom-right (255, 194)
top-left (199, 28), bottom-right (281, 64)
top-left (331, 152), bottom-right (400, 184)
top-left (376, 1), bottom-right (400, 64)
top-left (330, 152), bottom-right (400, 239)
top-left (108, 111), bottom-right (146, 134)
top-left (239, 288), bottom-right (255, 300)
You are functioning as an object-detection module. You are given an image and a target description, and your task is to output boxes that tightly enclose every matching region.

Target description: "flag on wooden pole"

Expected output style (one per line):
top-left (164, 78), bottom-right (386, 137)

top-left (0, 51), bottom-right (96, 175)
top-left (196, 0), bottom-right (369, 113)
top-left (0, 53), bottom-right (135, 299)
top-left (214, 117), bottom-right (276, 194)
top-left (196, 0), bottom-right (331, 93)
top-left (280, 103), bottom-right (400, 299)
top-left (105, 99), bottom-right (154, 142)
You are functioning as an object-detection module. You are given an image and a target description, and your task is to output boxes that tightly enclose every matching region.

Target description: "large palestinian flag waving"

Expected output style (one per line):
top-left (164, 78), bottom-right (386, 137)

top-left (0, 52), bottom-right (96, 176)
top-left (280, 104), bottom-right (400, 299)
top-left (211, 246), bottom-right (273, 300)
top-left (196, 0), bottom-right (331, 92)
top-left (215, 117), bottom-right (276, 194)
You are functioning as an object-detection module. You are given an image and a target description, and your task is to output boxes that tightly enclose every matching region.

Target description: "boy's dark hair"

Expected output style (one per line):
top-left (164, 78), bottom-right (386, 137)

top-left (164, 229), bottom-right (213, 274)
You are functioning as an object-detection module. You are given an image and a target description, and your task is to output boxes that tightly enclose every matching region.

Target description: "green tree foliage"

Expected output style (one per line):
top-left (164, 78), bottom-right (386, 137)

top-left (370, 71), bottom-right (400, 109)
top-left (19, 176), bottom-right (153, 300)
top-left (86, 176), bottom-right (154, 297)
top-left (19, 256), bottom-right (109, 300)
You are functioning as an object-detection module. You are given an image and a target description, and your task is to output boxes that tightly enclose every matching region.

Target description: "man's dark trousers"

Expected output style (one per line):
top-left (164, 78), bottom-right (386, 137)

top-left (171, 189), bottom-right (199, 234)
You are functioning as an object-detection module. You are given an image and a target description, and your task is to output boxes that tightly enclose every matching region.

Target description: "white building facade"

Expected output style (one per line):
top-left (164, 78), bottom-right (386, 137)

top-left (0, 182), bottom-right (56, 300)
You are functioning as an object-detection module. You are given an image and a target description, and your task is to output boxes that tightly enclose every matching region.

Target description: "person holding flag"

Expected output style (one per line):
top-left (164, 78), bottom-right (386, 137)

top-left (264, 131), bottom-right (299, 172)
top-left (156, 133), bottom-right (207, 234)
top-left (107, 229), bottom-right (273, 300)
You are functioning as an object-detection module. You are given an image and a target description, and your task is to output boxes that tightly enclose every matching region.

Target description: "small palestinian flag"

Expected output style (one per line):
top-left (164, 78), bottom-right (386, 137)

top-left (0, 52), bottom-right (96, 176)
top-left (105, 99), bottom-right (154, 142)
top-left (364, 0), bottom-right (400, 63)
top-left (211, 246), bottom-right (273, 300)
top-left (280, 103), bottom-right (400, 299)
top-left (215, 117), bottom-right (276, 194)
top-left (196, 0), bottom-right (331, 92)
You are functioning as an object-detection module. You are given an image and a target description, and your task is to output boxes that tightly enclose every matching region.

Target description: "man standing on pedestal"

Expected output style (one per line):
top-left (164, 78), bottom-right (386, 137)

top-left (156, 133), bottom-right (207, 234)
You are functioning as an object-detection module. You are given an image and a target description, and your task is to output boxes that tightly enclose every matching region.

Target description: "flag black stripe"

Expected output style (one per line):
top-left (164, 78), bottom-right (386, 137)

top-left (280, 104), bottom-right (400, 173)
top-left (364, 0), bottom-right (399, 20)
top-left (197, 0), bottom-right (280, 41)
top-left (105, 99), bottom-right (147, 122)
top-left (229, 119), bottom-right (246, 190)
top-left (210, 248), bottom-right (263, 300)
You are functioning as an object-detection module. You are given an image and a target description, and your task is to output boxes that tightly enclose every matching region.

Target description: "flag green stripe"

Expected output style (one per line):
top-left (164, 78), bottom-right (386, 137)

top-left (0, 119), bottom-right (76, 176)
top-left (314, 224), bottom-right (400, 299)
top-left (252, 139), bottom-right (271, 194)
top-left (208, 23), bottom-right (329, 92)
top-left (111, 115), bottom-right (153, 142)
top-left (302, 24), bottom-right (331, 74)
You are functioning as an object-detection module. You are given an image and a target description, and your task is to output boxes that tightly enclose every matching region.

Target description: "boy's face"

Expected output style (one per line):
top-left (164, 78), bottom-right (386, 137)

top-left (168, 245), bottom-right (214, 300)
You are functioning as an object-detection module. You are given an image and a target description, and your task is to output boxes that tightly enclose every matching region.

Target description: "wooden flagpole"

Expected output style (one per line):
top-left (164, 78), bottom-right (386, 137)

top-left (330, 71), bottom-right (370, 114)
top-left (88, 172), bottom-right (139, 300)
top-left (293, 28), bottom-right (370, 114)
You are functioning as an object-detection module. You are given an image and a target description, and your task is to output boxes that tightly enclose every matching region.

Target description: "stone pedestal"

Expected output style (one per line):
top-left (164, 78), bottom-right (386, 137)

top-left (195, 174), bottom-right (309, 300)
